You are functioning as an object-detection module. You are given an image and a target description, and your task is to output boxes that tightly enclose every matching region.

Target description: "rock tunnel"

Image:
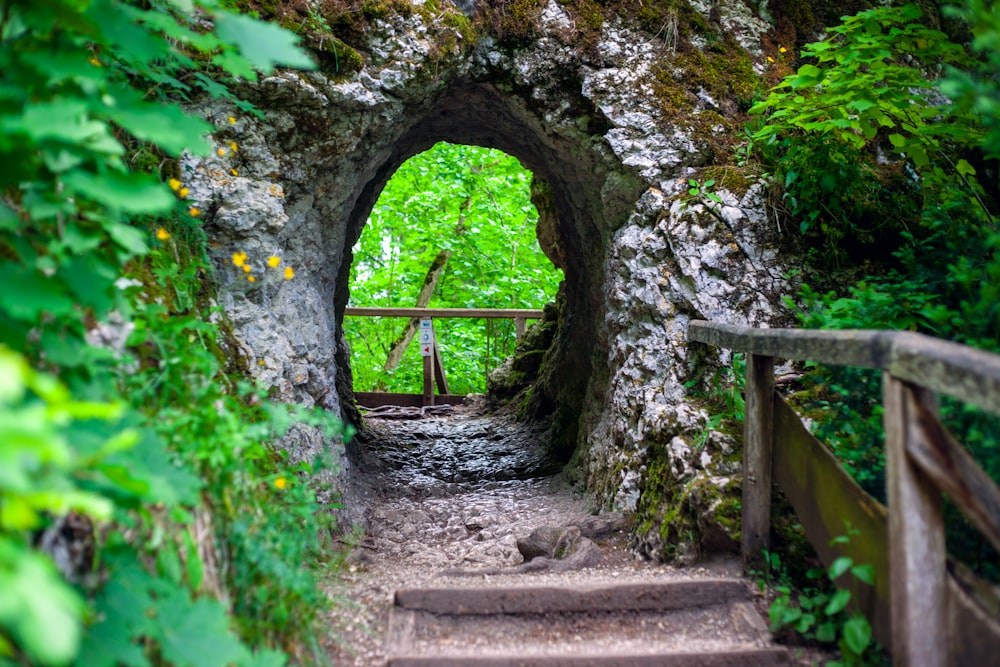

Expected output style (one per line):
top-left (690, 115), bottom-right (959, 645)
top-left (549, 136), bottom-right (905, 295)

top-left (335, 80), bottom-right (632, 458)
top-left (184, 0), bottom-right (792, 560)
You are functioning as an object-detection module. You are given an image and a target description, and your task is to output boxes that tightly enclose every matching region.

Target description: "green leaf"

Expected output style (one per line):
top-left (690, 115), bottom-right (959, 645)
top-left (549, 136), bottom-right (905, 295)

top-left (888, 133), bottom-right (907, 148)
top-left (0, 539), bottom-right (83, 665)
top-left (842, 616), bottom-right (872, 655)
top-left (829, 556), bottom-right (853, 580)
top-left (62, 170), bottom-right (174, 214)
top-left (955, 158), bottom-right (977, 176)
top-left (824, 588), bottom-right (852, 616)
top-left (106, 222), bottom-right (150, 255)
top-left (213, 13), bottom-right (315, 74)
top-left (157, 595), bottom-right (246, 667)
top-left (0, 265), bottom-right (76, 321)
top-left (850, 563), bottom-right (875, 585)
top-left (816, 620), bottom-right (837, 643)
top-left (103, 91), bottom-right (212, 156)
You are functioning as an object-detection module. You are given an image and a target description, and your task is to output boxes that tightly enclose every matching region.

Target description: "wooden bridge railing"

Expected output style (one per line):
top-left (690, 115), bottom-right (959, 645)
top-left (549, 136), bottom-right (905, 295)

top-left (344, 307), bottom-right (544, 408)
top-left (688, 321), bottom-right (1000, 665)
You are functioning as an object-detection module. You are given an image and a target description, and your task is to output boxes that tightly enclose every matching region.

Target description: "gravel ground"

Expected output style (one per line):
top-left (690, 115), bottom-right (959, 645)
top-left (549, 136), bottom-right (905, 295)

top-left (318, 406), bottom-right (831, 666)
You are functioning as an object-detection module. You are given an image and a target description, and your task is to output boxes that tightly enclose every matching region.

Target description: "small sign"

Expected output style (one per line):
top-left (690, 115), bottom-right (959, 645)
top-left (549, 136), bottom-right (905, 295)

top-left (419, 319), bottom-right (434, 357)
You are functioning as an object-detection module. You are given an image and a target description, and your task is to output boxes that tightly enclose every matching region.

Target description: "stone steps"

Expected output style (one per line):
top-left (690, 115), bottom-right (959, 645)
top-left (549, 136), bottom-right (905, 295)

top-left (384, 579), bottom-right (790, 666)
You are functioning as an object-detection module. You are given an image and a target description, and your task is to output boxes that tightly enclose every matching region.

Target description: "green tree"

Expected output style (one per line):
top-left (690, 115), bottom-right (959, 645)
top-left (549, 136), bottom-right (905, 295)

top-left (347, 142), bottom-right (563, 394)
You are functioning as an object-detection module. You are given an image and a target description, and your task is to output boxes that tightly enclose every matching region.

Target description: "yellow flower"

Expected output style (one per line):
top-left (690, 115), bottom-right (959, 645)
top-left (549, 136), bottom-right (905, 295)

top-left (230, 142), bottom-right (238, 152)
top-left (230, 168), bottom-right (238, 176)
top-left (189, 206), bottom-right (201, 217)
top-left (778, 46), bottom-right (788, 53)
top-left (168, 178), bottom-right (182, 191)
top-left (178, 187), bottom-right (190, 198)
top-left (274, 477), bottom-right (287, 489)
top-left (767, 56), bottom-right (775, 63)
top-left (247, 275), bottom-right (256, 283)
top-left (88, 56), bottom-right (101, 67)
top-left (228, 116), bottom-right (236, 124)
top-left (217, 148), bottom-right (226, 157)
top-left (283, 266), bottom-right (295, 280)
top-left (242, 264), bottom-right (252, 273)
top-left (267, 255), bottom-right (281, 268)
top-left (156, 228), bottom-right (170, 241)
top-left (232, 251), bottom-right (247, 267)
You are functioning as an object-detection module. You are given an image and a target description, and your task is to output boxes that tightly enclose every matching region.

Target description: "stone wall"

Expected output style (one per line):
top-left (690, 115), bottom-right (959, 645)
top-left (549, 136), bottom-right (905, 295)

top-left (186, 0), bottom-right (798, 558)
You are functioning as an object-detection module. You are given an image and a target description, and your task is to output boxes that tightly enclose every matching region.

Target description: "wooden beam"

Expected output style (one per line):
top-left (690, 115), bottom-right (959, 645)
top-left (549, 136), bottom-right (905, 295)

top-left (355, 392), bottom-right (467, 408)
top-left (905, 399), bottom-right (1000, 556)
top-left (688, 321), bottom-right (1000, 417)
top-left (742, 353), bottom-right (774, 569)
top-left (889, 331), bottom-right (1000, 417)
top-left (883, 374), bottom-right (946, 667)
top-left (345, 307), bottom-right (545, 320)
top-left (688, 320), bottom-right (892, 369)
top-left (423, 353), bottom-right (435, 407)
top-left (514, 316), bottom-right (526, 341)
top-left (432, 342), bottom-right (450, 395)
top-left (772, 394), bottom-right (891, 647)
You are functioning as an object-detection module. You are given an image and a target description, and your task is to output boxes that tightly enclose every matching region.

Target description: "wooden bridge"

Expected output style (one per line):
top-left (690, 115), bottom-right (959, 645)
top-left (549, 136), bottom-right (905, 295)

top-left (689, 321), bottom-right (1000, 665)
top-left (344, 307), bottom-right (544, 408)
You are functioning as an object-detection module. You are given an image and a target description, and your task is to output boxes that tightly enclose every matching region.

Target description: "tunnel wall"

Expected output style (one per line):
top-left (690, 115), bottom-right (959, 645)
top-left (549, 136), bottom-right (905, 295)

top-left (183, 0), bottom-right (797, 558)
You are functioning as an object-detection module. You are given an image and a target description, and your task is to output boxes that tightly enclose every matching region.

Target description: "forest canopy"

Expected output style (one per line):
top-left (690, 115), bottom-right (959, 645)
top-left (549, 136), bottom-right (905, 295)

top-left (347, 142), bottom-right (563, 395)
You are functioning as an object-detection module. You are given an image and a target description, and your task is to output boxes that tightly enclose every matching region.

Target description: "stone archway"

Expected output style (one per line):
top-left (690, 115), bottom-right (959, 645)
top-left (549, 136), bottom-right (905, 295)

top-left (334, 80), bottom-right (633, 458)
top-left (185, 0), bottom-right (793, 559)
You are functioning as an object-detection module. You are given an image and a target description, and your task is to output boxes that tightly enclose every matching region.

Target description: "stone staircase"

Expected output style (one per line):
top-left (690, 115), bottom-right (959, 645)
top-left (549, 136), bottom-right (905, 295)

top-left (383, 577), bottom-right (790, 666)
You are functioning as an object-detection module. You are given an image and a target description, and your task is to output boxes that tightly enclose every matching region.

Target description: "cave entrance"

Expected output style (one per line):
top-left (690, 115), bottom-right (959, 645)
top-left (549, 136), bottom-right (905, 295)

top-left (344, 141), bottom-right (564, 398)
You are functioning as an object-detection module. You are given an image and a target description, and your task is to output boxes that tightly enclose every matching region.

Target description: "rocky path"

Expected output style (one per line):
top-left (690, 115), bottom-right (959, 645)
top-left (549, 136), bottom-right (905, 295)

top-left (323, 406), bottom-right (790, 666)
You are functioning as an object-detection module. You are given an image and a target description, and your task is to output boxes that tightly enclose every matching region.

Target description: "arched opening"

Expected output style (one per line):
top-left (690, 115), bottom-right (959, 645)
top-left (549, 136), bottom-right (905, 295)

top-left (345, 141), bottom-right (563, 396)
top-left (331, 81), bottom-right (641, 461)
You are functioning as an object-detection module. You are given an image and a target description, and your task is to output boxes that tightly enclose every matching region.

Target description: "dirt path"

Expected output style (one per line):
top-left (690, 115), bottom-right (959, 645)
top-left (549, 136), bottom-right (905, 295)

top-left (321, 406), bottom-right (797, 666)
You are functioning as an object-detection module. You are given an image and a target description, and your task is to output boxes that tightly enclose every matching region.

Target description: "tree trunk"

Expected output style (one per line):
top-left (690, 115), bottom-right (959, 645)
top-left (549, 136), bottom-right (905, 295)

top-left (380, 250), bottom-right (451, 377)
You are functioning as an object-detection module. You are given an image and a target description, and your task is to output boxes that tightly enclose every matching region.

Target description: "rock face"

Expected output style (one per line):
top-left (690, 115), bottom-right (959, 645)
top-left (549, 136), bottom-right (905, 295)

top-left (185, 0), bottom-right (798, 559)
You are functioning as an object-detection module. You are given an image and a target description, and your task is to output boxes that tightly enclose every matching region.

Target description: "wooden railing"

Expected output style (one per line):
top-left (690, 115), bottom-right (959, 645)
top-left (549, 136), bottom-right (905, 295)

top-left (344, 307), bottom-right (544, 407)
top-left (688, 321), bottom-right (1000, 665)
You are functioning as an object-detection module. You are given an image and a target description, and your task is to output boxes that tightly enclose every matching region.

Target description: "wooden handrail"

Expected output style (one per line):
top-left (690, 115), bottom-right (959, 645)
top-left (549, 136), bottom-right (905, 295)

top-left (345, 307), bottom-right (545, 408)
top-left (344, 307), bottom-right (545, 319)
top-left (688, 321), bottom-right (1000, 416)
top-left (687, 319), bottom-right (1000, 666)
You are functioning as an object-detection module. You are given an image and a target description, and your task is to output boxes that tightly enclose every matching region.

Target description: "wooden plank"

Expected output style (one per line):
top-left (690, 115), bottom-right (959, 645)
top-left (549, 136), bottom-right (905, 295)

top-left (889, 331), bottom-right (1000, 417)
top-left (884, 374), bottom-right (946, 666)
top-left (772, 394), bottom-right (891, 647)
top-left (423, 353), bottom-right (435, 407)
top-left (394, 580), bottom-right (750, 614)
top-left (354, 392), bottom-right (467, 408)
top-left (689, 321), bottom-right (1000, 416)
top-left (514, 316), bottom-right (526, 341)
top-left (742, 354), bottom-right (774, 568)
top-left (688, 320), bottom-right (892, 369)
top-left (905, 400), bottom-right (1000, 556)
top-left (433, 342), bottom-right (450, 395)
top-left (345, 307), bottom-right (545, 320)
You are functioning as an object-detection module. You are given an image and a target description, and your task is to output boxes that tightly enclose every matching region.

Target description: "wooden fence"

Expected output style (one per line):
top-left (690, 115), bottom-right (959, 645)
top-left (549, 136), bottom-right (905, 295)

top-left (344, 307), bottom-right (544, 407)
top-left (688, 321), bottom-right (1000, 665)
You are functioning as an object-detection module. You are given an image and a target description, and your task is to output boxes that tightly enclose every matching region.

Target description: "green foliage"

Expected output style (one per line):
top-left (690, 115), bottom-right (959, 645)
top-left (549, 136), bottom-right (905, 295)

top-left (749, 3), bottom-right (984, 251)
top-left (687, 178), bottom-right (723, 205)
top-left (940, 0), bottom-right (1000, 160)
top-left (347, 142), bottom-right (563, 394)
top-left (686, 352), bottom-right (745, 449)
top-left (754, 1), bottom-right (1000, 581)
top-left (0, 0), bottom-right (347, 664)
top-left (762, 530), bottom-right (885, 666)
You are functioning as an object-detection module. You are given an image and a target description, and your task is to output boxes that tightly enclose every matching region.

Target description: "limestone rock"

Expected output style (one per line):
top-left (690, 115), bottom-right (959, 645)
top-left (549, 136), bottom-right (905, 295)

top-left (186, 0), bottom-right (799, 554)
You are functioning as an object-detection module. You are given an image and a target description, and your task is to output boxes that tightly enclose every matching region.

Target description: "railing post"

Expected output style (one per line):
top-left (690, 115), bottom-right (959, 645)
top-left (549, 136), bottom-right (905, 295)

top-left (422, 319), bottom-right (435, 407)
top-left (514, 316), bottom-right (526, 341)
top-left (883, 373), bottom-right (945, 666)
top-left (743, 353), bottom-right (774, 569)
